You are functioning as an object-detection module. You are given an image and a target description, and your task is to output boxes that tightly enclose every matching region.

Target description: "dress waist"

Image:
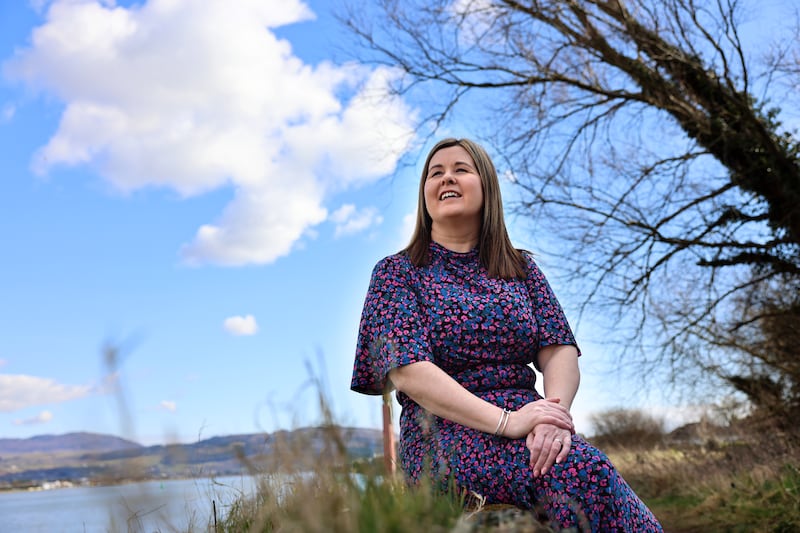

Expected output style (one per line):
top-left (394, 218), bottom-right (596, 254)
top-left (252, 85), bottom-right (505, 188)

top-left (450, 363), bottom-right (537, 393)
top-left (396, 363), bottom-right (540, 413)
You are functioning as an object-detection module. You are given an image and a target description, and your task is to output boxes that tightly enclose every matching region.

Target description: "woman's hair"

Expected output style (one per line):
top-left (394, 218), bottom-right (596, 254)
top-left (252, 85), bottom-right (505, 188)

top-left (404, 138), bottom-right (527, 279)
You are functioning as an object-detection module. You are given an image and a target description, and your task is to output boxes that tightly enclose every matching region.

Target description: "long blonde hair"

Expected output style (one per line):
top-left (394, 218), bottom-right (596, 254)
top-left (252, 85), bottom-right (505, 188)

top-left (404, 138), bottom-right (527, 279)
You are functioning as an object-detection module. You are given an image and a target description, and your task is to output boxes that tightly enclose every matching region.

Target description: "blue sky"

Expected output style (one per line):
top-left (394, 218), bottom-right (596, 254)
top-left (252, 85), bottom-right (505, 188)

top-left (0, 0), bottom-right (695, 445)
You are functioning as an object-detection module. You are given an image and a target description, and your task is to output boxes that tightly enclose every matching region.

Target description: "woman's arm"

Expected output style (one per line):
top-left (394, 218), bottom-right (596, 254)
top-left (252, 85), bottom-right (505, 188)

top-left (388, 360), bottom-right (574, 439)
top-left (538, 344), bottom-right (580, 409)
top-left (527, 344), bottom-right (581, 476)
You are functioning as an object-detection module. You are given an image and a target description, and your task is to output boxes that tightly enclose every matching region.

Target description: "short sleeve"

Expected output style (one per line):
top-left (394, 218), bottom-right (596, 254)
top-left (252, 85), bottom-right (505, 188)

top-left (524, 255), bottom-right (581, 369)
top-left (350, 255), bottom-right (434, 395)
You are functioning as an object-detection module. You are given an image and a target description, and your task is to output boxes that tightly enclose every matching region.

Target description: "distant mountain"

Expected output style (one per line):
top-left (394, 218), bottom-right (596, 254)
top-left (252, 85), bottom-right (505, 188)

top-left (0, 427), bottom-right (384, 488)
top-left (0, 432), bottom-right (142, 455)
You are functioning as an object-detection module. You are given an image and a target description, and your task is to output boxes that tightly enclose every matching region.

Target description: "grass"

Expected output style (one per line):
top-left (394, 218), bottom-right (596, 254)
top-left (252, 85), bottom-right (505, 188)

top-left (95, 344), bottom-right (798, 531)
top-left (645, 461), bottom-right (800, 532)
top-left (605, 436), bottom-right (800, 533)
top-left (200, 424), bottom-right (800, 533)
top-left (210, 424), bottom-right (467, 532)
top-left (213, 465), bottom-right (465, 532)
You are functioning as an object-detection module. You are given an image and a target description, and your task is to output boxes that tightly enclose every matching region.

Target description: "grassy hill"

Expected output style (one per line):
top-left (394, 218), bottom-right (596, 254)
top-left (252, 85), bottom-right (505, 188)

top-left (0, 432), bottom-right (141, 455)
top-left (0, 426), bottom-right (382, 489)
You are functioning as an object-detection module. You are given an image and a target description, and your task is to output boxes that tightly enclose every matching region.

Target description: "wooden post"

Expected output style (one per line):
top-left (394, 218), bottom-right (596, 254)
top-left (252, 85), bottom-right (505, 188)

top-left (382, 391), bottom-right (396, 477)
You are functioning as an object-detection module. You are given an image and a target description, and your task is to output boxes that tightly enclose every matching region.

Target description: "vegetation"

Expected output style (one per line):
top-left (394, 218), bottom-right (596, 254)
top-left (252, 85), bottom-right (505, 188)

top-left (588, 408), bottom-right (666, 449)
top-left (216, 470), bottom-right (466, 532)
top-left (201, 412), bottom-right (799, 533)
top-left (611, 432), bottom-right (800, 532)
top-left (209, 421), bottom-right (467, 533)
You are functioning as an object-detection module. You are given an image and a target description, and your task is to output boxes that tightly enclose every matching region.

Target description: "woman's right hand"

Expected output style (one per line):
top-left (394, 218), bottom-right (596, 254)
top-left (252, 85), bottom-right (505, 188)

top-left (503, 398), bottom-right (574, 439)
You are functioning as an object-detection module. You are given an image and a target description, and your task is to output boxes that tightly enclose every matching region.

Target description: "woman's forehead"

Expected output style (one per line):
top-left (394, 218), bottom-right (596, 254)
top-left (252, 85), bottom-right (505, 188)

top-left (428, 145), bottom-right (475, 167)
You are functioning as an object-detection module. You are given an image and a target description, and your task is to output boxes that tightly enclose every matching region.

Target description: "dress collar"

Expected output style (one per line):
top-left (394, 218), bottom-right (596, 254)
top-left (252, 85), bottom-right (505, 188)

top-left (430, 240), bottom-right (479, 262)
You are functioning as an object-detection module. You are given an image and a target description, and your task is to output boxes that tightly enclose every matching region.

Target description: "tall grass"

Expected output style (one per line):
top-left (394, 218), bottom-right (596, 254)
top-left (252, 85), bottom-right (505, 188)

top-left (96, 357), bottom-right (795, 533)
top-left (208, 383), bottom-right (557, 532)
top-left (207, 420), bottom-right (799, 533)
top-left (210, 424), bottom-right (467, 532)
top-left (603, 431), bottom-right (800, 532)
top-left (217, 471), bottom-right (467, 532)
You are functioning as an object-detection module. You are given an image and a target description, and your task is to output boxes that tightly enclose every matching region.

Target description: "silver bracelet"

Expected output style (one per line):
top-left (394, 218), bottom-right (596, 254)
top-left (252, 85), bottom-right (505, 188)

top-left (499, 408), bottom-right (511, 436)
top-left (494, 408), bottom-right (511, 436)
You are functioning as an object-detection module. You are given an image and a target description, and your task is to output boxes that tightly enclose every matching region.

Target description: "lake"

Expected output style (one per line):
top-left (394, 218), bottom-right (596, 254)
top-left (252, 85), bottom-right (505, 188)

top-left (0, 475), bottom-right (258, 532)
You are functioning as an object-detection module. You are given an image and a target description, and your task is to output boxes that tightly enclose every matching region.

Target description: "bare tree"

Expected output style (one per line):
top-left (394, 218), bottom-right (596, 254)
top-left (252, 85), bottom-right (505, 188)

top-left (588, 408), bottom-right (665, 448)
top-left (343, 0), bottom-right (800, 414)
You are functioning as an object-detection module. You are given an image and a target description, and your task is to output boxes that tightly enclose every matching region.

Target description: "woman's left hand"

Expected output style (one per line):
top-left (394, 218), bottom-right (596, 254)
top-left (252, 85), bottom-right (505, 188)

top-left (526, 422), bottom-right (572, 477)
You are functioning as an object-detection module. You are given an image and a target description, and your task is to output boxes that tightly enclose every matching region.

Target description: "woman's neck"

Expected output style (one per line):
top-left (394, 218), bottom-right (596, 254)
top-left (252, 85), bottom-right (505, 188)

top-left (430, 225), bottom-right (479, 253)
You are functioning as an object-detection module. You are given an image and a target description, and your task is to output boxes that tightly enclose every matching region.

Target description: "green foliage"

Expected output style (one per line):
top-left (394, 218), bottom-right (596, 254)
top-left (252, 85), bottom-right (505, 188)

top-left (646, 462), bottom-right (800, 532)
top-left (210, 404), bottom-right (465, 533)
top-left (212, 442), bottom-right (800, 533)
top-left (207, 401), bottom-right (799, 532)
top-left (214, 471), bottom-right (465, 533)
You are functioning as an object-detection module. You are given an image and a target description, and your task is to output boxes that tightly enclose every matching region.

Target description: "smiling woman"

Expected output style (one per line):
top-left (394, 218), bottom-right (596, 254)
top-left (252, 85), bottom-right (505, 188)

top-left (423, 144), bottom-right (484, 247)
top-left (351, 138), bottom-right (664, 531)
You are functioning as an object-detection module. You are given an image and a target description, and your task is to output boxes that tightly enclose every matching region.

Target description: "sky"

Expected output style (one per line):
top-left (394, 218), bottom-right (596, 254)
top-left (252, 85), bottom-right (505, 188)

top-left (0, 0), bottom-right (704, 446)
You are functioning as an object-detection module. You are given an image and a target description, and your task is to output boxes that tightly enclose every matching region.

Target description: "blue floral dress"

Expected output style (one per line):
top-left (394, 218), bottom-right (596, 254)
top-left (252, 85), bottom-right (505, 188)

top-left (351, 242), bottom-right (663, 531)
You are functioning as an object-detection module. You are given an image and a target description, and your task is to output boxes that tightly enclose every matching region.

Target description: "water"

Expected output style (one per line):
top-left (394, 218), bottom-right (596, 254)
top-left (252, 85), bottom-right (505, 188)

top-left (0, 475), bottom-right (258, 533)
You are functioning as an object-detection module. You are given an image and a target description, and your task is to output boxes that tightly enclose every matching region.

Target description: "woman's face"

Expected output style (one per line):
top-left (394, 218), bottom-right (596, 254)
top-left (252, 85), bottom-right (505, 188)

top-left (424, 145), bottom-right (484, 229)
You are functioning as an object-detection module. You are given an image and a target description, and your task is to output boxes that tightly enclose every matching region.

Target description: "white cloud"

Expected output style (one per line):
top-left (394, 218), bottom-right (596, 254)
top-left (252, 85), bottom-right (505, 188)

top-left (330, 204), bottom-right (356, 223)
top-left (14, 410), bottom-right (53, 426)
top-left (5, 0), bottom-right (416, 266)
top-left (223, 314), bottom-right (259, 336)
top-left (0, 374), bottom-right (91, 412)
top-left (159, 400), bottom-right (177, 412)
top-left (330, 204), bottom-right (383, 237)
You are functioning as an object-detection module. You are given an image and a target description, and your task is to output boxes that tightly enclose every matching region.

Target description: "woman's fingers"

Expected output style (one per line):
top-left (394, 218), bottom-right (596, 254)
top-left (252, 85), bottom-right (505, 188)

top-left (510, 400), bottom-right (575, 439)
top-left (526, 431), bottom-right (543, 468)
top-left (520, 401), bottom-right (577, 476)
top-left (539, 399), bottom-right (573, 421)
top-left (528, 431), bottom-right (557, 476)
top-left (539, 406), bottom-right (575, 432)
top-left (556, 434), bottom-right (572, 464)
top-left (538, 413), bottom-right (573, 432)
top-left (527, 425), bottom-right (573, 477)
top-left (541, 401), bottom-right (575, 432)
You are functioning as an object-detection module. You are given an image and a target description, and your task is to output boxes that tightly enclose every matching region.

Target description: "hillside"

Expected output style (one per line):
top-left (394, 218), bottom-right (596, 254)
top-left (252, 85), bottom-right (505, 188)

top-left (0, 432), bottom-right (142, 455)
top-left (0, 426), bottom-right (383, 489)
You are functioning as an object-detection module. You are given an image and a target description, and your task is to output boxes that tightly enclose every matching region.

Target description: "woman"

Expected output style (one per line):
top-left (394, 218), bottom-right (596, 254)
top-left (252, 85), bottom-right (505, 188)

top-left (351, 138), bottom-right (663, 531)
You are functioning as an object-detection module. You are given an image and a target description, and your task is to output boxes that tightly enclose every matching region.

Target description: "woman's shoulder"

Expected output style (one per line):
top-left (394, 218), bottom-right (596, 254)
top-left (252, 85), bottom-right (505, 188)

top-left (371, 249), bottom-right (415, 279)
top-left (516, 248), bottom-right (535, 267)
top-left (517, 249), bottom-right (546, 279)
top-left (375, 249), bottom-right (412, 267)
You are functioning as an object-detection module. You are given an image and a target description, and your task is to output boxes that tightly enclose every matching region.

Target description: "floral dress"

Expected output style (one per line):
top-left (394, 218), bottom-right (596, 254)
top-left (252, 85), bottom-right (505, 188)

top-left (351, 242), bottom-right (663, 532)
